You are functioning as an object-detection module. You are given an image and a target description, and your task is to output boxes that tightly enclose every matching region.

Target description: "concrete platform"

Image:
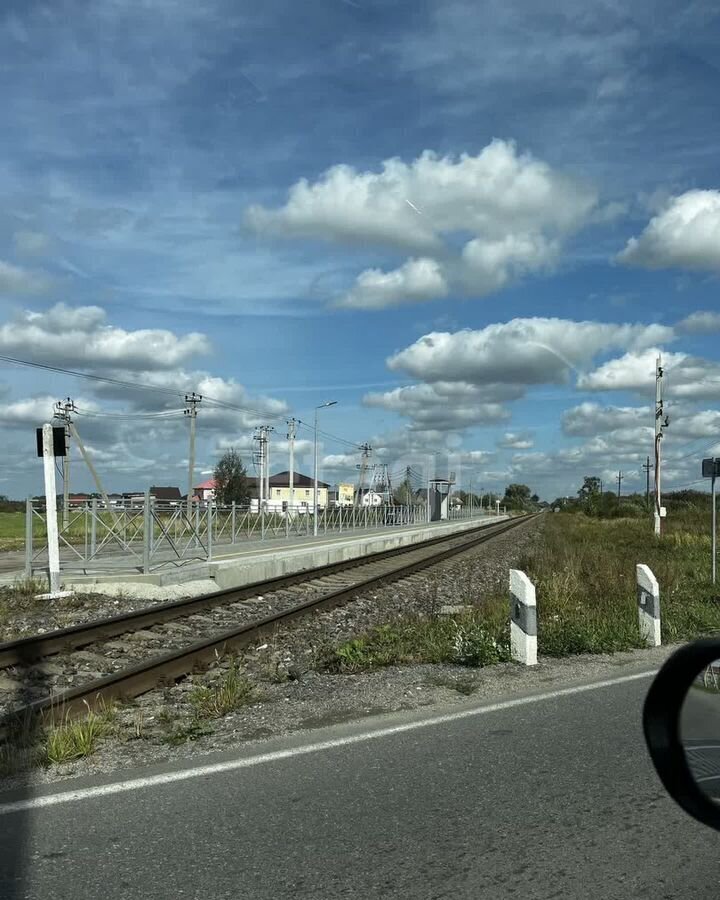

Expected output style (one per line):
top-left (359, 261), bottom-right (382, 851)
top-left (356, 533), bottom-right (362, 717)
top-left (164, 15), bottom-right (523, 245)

top-left (63, 515), bottom-right (508, 591)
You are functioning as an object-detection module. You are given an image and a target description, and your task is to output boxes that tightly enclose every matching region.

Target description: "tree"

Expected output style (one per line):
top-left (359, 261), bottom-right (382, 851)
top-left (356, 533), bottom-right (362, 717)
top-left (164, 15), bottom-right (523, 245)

top-left (502, 483), bottom-right (532, 510)
top-left (577, 476), bottom-right (602, 499)
top-left (394, 477), bottom-right (416, 506)
top-left (213, 449), bottom-right (249, 506)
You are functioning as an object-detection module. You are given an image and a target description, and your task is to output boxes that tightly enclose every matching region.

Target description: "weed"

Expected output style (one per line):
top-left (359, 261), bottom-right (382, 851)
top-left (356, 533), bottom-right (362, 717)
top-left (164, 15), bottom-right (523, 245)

top-left (43, 712), bottom-right (107, 764)
top-left (451, 620), bottom-right (511, 666)
top-left (323, 612), bottom-right (510, 673)
top-left (161, 718), bottom-right (214, 746)
top-left (189, 666), bottom-right (255, 718)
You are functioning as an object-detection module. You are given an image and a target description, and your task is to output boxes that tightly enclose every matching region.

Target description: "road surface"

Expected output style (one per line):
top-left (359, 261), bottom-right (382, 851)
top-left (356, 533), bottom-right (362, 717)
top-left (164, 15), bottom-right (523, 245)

top-left (1, 667), bottom-right (718, 899)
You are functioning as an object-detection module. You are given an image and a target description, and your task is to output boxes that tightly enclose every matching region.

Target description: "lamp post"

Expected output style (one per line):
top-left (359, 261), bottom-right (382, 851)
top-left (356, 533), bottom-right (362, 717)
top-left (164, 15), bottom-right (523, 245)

top-left (314, 401), bottom-right (337, 537)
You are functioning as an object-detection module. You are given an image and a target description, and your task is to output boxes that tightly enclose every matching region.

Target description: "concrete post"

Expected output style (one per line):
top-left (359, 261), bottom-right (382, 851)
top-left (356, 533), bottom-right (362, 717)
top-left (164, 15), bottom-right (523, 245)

top-left (231, 501), bottom-right (236, 544)
top-left (41, 424), bottom-right (61, 594)
top-left (510, 569), bottom-right (538, 666)
top-left (637, 564), bottom-right (661, 646)
top-left (25, 496), bottom-right (32, 578)
top-left (207, 500), bottom-right (213, 561)
top-left (90, 497), bottom-right (98, 558)
top-left (149, 496), bottom-right (156, 553)
top-left (261, 505), bottom-right (266, 541)
top-left (142, 489), bottom-right (151, 574)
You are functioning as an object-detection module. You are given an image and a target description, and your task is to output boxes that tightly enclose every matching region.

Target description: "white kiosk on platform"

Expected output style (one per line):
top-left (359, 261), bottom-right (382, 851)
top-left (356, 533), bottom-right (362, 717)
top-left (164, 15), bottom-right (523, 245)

top-left (428, 477), bottom-right (454, 522)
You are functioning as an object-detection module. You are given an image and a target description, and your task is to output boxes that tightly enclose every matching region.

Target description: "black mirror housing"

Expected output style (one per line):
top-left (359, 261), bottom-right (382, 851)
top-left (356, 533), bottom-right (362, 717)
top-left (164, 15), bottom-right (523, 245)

top-left (644, 638), bottom-right (720, 831)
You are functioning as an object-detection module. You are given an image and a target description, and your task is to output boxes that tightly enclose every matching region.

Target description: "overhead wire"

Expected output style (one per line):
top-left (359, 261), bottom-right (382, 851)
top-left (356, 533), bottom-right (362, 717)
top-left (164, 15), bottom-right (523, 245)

top-left (0, 353), bottom-right (370, 455)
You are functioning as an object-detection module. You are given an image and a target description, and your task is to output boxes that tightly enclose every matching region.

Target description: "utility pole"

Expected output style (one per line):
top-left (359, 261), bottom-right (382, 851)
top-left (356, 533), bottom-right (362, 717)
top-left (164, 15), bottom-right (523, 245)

top-left (314, 401), bottom-right (337, 536)
top-left (616, 470), bottom-right (624, 500)
top-left (53, 397), bottom-right (74, 530)
top-left (355, 443), bottom-right (372, 507)
top-left (253, 428), bottom-right (265, 506)
top-left (184, 392), bottom-right (202, 520)
top-left (642, 456), bottom-right (653, 509)
top-left (654, 356), bottom-right (669, 536)
top-left (264, 425), bottom-right (274, 505)
top-left (287, 418), bottom-right (296, 511)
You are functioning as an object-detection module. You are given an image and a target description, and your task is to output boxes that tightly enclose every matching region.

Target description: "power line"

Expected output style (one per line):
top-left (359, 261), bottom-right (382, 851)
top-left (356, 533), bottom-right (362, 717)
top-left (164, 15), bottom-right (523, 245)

top-left (0, 353), bottom-right (372, 455)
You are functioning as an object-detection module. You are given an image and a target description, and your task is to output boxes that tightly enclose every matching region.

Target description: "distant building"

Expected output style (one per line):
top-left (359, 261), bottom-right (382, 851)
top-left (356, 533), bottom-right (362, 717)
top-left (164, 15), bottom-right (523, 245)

top-left (150, 486), bottom-right (182, 504)
top-left (267, 471), bottom-right (330, 509)
top-left (194, 478), bottom-right (216, 502)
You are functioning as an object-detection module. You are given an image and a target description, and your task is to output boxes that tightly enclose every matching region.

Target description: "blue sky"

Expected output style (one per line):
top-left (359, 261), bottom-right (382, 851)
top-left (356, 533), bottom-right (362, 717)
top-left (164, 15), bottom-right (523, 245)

top-left (1, 0), bottom-right (720, 500)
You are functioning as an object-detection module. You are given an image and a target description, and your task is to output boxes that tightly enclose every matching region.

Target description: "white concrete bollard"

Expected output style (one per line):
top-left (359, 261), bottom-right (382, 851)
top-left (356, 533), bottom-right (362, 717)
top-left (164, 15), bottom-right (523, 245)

top-left (637, 564), bottom-right (661, 646)
top-left (510, 569), bottom-right (537, 666)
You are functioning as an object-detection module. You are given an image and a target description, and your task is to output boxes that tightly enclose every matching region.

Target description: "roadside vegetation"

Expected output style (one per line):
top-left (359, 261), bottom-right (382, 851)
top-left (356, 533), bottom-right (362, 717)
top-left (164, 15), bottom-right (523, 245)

top-left (322, 492), bottom-right (719, 671)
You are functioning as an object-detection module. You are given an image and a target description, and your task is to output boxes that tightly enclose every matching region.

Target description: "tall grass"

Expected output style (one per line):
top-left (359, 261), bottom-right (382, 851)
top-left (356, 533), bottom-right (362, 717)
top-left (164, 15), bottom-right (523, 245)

top-left (521, 510), bottom-right (720, 655)
top-left (323, 506), bottom-right (720, 670)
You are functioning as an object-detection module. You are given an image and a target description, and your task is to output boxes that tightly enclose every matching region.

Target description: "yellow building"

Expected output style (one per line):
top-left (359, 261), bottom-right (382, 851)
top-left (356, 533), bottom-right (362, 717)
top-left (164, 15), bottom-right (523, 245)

top-left (268, 471), bottom-right (330, 508)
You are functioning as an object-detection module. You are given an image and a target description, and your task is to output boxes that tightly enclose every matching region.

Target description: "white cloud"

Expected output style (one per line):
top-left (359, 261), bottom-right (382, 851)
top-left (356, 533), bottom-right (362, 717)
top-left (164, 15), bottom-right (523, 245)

top-left (498, 432), bottom-right (534, 449)
top-left (247, 140), bottom-right (598, 307)
top-left (388, 318), bottom-right (674, 386)
top-left (677, 311), bottom-right (720, 334)
top-left (0, 395), bottom-right (64, 426)
top-left (561, 402), bottom-right (651, 436)
top-left (0, 260), bottom-right (50, 296)
top-left (459, 232), bottom-right (558, 293)
top-left (364, 381), bottom-right (513, 431)
top-left (618, 190), bottom-right (720, 270)
top-left (0, 303), bottom-right (211, 371)
top-left (337, 258), bottom-right (448, 310)
top-left (578, 348), bottom-right (720, 400)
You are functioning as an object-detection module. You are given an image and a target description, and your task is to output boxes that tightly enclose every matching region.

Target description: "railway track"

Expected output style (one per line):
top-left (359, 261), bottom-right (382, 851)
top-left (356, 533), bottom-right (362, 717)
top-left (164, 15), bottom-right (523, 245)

top-left (0, 515), bottom-right (535, 728)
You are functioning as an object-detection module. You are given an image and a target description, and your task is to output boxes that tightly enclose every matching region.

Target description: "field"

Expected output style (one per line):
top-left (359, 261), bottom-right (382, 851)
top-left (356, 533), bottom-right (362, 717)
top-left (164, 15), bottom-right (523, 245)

top-left (326, 505), bottom-right (720, 670)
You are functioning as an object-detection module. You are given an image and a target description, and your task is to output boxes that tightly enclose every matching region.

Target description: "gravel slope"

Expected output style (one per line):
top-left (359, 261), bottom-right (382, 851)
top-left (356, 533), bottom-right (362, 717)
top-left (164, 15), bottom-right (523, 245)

top-left (1, 517), bottom-right (546, 787)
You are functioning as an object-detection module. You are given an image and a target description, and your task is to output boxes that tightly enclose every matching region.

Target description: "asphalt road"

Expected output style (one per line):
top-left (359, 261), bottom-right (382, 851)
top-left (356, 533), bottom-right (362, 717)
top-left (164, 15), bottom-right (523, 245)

top-left (1, 670), bottom-right (718, 899)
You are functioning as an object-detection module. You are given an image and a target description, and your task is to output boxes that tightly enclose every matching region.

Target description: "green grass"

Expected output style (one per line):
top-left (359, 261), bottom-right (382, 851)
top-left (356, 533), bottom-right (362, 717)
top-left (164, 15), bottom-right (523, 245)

top-left (321, 614), bottom-right (511, 673)
top-left (189, 666), bottom-right (256, 718)
top-left (43, 712), bottom-right (108, 764)
top-left (321, 505), bottom-right (720, 671)
top-left (521, 510), bottom-right (720, 655)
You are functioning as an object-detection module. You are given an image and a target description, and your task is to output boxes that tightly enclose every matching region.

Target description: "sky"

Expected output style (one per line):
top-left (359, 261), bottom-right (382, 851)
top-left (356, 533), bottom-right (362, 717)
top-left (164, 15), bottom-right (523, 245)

top-left (1, 0), bottom-right (720, 501)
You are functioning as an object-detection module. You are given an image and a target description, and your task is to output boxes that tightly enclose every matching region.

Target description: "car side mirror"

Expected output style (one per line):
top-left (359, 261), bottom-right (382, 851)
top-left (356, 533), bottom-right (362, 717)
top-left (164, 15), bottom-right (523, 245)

top-left (643, 638), bottom-right (720, 831)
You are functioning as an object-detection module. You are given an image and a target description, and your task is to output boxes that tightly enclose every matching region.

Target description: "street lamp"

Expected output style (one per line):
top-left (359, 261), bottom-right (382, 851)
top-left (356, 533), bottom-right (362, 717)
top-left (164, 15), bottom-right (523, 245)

top-left (314, 401), bottom-right (337, 536)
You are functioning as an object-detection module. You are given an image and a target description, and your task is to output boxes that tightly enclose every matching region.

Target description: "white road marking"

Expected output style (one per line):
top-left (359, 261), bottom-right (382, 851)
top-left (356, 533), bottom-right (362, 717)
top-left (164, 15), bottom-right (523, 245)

top-left (0, 670), bottom-right (656, 815)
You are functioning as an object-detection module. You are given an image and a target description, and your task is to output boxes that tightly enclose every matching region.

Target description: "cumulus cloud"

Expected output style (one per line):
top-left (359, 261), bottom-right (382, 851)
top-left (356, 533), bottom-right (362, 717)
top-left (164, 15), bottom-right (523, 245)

top-left (618, 190), bottom-right (720, 270)
top-left (0, 395), bottom-right (67, 426)
top-left (388, 318), bottom-right (673, 385)
top-left (363, 381), bottom-right (514, 431)
top-left (337, 258), bottom-right (448, 310)
top-left (247, 140), bottom-right (598, 307)
top-left (0, 303), bottom-right (211, 371)
top-left (459, 232), bottom-right (558, 293)
top-left (561, 402), bottom-right (651, 436)
top-left (578, 348), bottom-right (720, 400)
top-left (498, 432), bottom-right (534, 450)
top-left (677, 311), bottom-right (720, 334)
top-left (0, 260), bottom-right (50, 296)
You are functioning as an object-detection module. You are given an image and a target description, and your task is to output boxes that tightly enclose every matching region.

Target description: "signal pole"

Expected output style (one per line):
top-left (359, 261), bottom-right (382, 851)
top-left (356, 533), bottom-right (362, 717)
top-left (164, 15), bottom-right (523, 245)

top-left (287, 418), bottom-right (296, 510)
top-left (654, 356), bottom-right (669, 536)
top-left (616, 471), bottom-right (624, 499)
top-left (184, 393), bottom-right (202, 520)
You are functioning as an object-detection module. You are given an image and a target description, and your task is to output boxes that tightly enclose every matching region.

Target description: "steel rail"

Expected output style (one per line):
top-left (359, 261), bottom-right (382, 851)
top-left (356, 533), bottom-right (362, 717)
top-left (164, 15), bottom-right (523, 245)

top-left (3, 515), bottom-right (536, 725)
